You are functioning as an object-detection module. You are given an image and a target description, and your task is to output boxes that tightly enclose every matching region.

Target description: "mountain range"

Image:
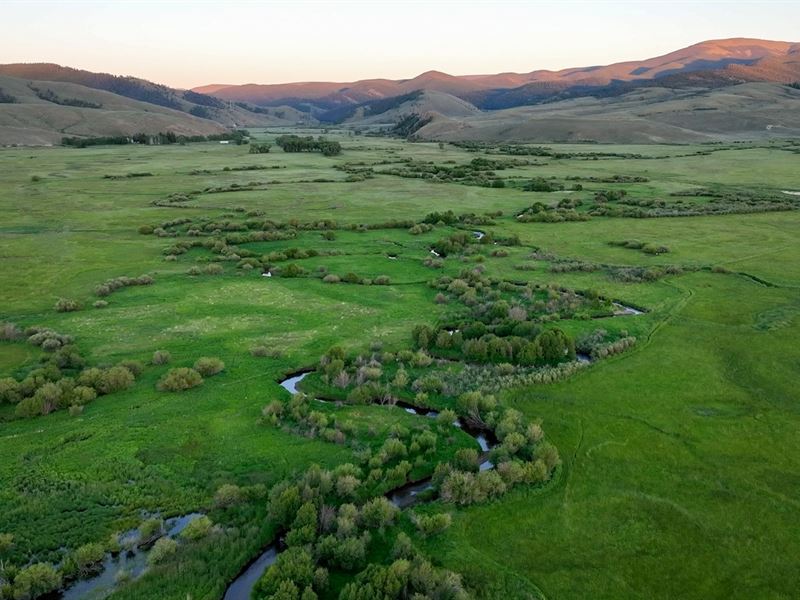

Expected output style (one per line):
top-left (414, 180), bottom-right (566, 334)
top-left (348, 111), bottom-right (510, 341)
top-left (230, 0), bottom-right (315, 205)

top-left (1, 38), bottom-right (798, 145)
top-left (194, 38), bottom-right (799, 111)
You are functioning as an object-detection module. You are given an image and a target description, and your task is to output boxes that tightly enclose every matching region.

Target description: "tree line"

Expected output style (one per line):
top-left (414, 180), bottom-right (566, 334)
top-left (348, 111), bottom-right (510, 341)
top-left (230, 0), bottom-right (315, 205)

top-left (61, 129), bottom-right (249, 148)
top-left (275, 135), bottom-right (342, 156)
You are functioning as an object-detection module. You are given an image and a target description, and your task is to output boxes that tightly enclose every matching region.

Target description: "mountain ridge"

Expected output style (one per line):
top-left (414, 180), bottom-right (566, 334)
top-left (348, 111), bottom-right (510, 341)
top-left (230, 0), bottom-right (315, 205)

top-left (190, 38), bottom-right (799, 110)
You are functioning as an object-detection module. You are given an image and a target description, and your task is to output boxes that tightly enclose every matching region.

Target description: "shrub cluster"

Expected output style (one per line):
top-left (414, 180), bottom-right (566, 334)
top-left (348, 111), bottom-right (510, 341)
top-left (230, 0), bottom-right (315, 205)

top-left (429, 392), bottom-right (559, 506)
top-left (248, 143), bottom-right (271, 154)
top-left (414, 322), bottom-right (575, 367)
top-left (437, 360), bottom-right (588, 395)
top-left (610, 239), bottom-right (670, 255)
top-left (377, 157), bottom-right (523, 188)
top-left (608, 265), bottom-right (684, 283)
top-left (523, 176), bottom-right (564, 192)
top-left (253, 463), bottom-right (468, 599)
top-left (0, 325), bottom-right (141, 418)
top-left (262, 392), bottom-right (353, 446)
top-left (517, 202), bottom-right (589, 223)
top-left (157, 368), bottom-right (204, 392)
top-left (94, 274), bottom-right (153, 297)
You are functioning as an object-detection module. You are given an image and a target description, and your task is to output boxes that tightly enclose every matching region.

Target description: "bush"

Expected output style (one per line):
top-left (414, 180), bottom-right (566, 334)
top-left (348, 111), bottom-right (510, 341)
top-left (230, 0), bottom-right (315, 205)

top-left (415, 512), bottom-right (452, 536)
top-left (157, 368), bottom-right (203, 392)
top-left (55, 298), bottom-right (81, 312)
top-left (93, 300), bottom-right (109, 309)
top-left (253, 546), bottom-right (318, 598)
top-left (204, 263), bottom-right (224, 275)
top-left (11, 563), bottom-right (62, 600)
top-left (193, 357), bottom-right (225, 377)
top-left (70, 542), bottom-right (106, 575)
top-left (180, 515), bottom-right (213, 540)
top-left (139, 518), bottom-right (163, 543)
top-left (118, 360), bottom-right (144, 377)
top-left (94, 366), bottom-right (135, 395)
top-left (642, 243), bottom-right (670, 255)
top-left (439, 471), bottom-right (477, 504)
top-left (359, 497), bottom-right (398, 531)
top-left (72, 385), bottom-right (96, 404)
top-left (279, 263), bottom-right (306, 278)
top-left (147, 537), bottom-right (177, 565)
top-left (214, 483), bottom-right (244, 507)
top-left (322, 274), bottom-right (340, 284)
top-left (373, 275), bottom-right (391, 285)
top-left (391, 532), bottom-right (414, 559)
top-left (151, 350), bottom-right (171, 365)
top-left (453, 448), bottom-right (479, 472)
top-left (0, 377), bottom-right (21, 404)
top-left (0, 322), bottom-right (22, 341)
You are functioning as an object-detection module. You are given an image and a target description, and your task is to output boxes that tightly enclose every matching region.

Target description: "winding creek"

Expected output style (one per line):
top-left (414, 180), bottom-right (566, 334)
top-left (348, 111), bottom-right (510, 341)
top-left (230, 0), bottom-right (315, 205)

top-left (612, 302), bottom-right (644, 316)
top-left (224, 301), bottom-right (644, 597)
top-left (59, 301), bottom-right (644, 599)
top-left (223, 371), bottom-right (497, 599)
top-left (59, 513), bottom-right (205, 600)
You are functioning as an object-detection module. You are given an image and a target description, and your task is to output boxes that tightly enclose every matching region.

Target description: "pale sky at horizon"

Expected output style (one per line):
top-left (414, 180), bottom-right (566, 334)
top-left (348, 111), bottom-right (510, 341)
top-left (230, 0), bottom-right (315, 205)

top-left (2, 0), bottom-right (799, 89)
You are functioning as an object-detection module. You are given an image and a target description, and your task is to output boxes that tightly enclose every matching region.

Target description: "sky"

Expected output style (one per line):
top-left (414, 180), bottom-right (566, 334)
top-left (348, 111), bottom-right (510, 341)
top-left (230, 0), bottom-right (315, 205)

top-left (2, 0), bottom-right (799, 88)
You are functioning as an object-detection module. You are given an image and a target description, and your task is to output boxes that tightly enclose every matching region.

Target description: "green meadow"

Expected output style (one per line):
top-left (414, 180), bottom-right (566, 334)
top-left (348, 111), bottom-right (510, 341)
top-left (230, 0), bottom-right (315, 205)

top-left (0, 131), bottom-right (798, 599)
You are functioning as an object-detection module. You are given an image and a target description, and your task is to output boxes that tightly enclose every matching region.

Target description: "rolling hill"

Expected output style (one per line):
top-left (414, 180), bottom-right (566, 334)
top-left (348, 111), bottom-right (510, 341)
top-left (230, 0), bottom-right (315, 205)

top-left (317, 89), bottom-right (481, 125)
top-left (0, 64), bottom-right (313, 145)
top-left (0, 74), bottom-right (232, 145)
top-left (413, 82), bottom-right (800, 143)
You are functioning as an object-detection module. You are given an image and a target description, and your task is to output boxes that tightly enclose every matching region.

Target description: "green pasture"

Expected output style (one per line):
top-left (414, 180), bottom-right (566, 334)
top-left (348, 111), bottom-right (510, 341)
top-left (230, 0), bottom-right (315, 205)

top-left (0, 133), bottom-right (798, 599)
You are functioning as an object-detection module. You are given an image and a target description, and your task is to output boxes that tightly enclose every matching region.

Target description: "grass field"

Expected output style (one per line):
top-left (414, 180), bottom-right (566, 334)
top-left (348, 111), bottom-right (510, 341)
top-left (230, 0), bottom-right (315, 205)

top-left (1, 132), bottom-right (798, 599)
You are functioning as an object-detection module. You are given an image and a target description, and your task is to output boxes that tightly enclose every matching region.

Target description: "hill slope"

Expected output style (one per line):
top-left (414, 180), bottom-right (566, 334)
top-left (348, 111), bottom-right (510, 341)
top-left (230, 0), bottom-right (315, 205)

top-left (0, 63), bottom-right (309, 129)
top-left (318, 90), bottom-right (480, 125)
top-left (413, 83), bottom-right (800, 143)
top-left (0, 75), bottom-right (230, 145)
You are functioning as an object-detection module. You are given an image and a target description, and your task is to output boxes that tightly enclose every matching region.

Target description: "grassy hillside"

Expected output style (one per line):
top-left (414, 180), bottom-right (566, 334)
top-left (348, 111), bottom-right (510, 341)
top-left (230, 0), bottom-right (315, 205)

top-left (0, 75), bottom-right (233, 145)
top-left (320, 90), bottom-right (480, 126)
top-left (0, 63), bottom-right (313, 129)
top-left (415, 83), bottom-right (800, 143)
top-left (0, 68), bottom-right (312, 145)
